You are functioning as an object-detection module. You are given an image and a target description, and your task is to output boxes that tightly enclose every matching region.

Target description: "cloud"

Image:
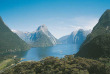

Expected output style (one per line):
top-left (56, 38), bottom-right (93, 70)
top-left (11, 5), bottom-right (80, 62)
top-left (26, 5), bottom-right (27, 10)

top-left (47, 16), bottom-right (99, 38)
top-left (12, 16), bottom-right (99, 39)
top-left (11, 29), bottom-right (17, 32)
top-left (68, 16), bottom-right (98, 30)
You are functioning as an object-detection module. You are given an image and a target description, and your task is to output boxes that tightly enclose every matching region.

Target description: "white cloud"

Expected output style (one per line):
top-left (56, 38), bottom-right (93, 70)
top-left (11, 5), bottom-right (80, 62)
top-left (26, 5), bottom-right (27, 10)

top-left (12, 16), bottom-right (99, 39)
top-left (48, 16), bottom-right (99, 38)
top-left (69, 16), bottom-right (98, 30)
top-left (11, 29), bottom-right (17, 32)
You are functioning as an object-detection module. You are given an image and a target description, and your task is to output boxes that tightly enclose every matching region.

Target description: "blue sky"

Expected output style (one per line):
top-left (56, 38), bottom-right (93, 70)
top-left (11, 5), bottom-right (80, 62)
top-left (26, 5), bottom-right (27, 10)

top-left (0, 0), bottom-right (110, 38)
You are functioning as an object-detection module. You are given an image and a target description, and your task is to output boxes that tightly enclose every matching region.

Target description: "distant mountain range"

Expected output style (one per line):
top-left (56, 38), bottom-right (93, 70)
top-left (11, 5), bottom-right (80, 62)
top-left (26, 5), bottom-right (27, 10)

top-left (75, 9), bottom-right (110, 58)
top-left (2, 10), bottom-right (110, 74)
top-left (59, 29), bottom-right (91, 46)
top-left (0, 17), bottom-right (29, 54)
top-left (14, 27), bottom-right (91, 47)
top-left (13, 24), bottom-right (58, 47)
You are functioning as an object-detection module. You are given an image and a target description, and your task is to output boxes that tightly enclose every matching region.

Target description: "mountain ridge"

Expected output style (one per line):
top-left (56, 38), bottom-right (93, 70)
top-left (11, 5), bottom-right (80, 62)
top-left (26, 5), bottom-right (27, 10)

top-left (59, 29), bottom-right (91, 46)
top-left (14, 24), bottom-right (58, 47)
top-left (0, 17), bottom-right (29, 54)
top-left (75, 9), bottom-right (110, 58)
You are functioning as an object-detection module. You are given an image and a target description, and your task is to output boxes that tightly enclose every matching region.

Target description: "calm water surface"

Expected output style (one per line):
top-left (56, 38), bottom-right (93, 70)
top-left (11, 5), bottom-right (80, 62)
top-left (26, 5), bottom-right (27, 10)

top-left (21, 44), bottom-right (79, 61)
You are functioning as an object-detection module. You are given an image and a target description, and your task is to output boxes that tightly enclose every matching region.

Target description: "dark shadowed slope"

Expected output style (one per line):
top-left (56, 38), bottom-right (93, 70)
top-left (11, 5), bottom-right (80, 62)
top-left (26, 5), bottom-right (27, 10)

top-left (75, 9), bottom-right (110, 58)
top-left (0, 17), bottom-right (29, 54)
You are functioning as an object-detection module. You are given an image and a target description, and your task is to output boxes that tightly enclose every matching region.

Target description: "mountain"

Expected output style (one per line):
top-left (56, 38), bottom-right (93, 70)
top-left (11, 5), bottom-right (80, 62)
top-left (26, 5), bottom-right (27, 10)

top-left (59, 29), bottom-right (91, 45)
top-left (14, 24), bottom-right (58, 47)
top-left (30, 24), bottom-right (58, 47)
top-left (59, 31), bottom-right (76, 44)
top-left (75, 9), bottom-right (110, 58)
top-left (12, 30), bottom-right (32, 43)
top-left (0, 17), bottom-right (29, 54)
top-left (12, 30), bottom-right (27, 41)
top-left (74, 29), bottom-right (91, 45)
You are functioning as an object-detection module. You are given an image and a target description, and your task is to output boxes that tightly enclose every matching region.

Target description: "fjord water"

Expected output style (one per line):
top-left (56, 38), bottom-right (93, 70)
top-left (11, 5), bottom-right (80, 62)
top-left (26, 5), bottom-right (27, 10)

top-left (21, 44), bottom-right (79, 61)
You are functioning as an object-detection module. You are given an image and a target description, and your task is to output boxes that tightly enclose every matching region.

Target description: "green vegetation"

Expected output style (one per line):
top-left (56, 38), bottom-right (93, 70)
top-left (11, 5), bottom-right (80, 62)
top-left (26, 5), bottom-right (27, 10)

top-left (0, 51), bottom-right (25, 72)
top-left (1, 10), bottom-right (110, 74)
top-left (0, 58), bottom-right (20, 70)
top-left (75, 9), bottom-right (110, 58)
top-left (0, 17), bottom-right (29, 71)
top-left (83, 9), bottom-right (110, 44)
top-left (1, 55), bottom-right (110, 74)
top-left (0, 17), bottom-right (29, 54)
top-left (0, 59), bottom-right (13, 70)
top-left (75, 34), bottom-right (110, 58)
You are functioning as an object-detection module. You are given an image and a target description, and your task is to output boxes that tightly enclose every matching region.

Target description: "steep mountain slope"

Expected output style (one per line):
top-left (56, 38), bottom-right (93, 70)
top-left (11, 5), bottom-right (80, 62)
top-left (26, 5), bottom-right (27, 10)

top-left (59, 29), bottom-right (91, 45)
top-left (12, 30), bottom-right (27, 41)
top-left (74, 29), bottom-right (91, 45)
top-left (14, 24), bottom-right (58, 47)
top-left (0, 17), bottom-right (29, 54)
top-left (83, 9), bottom-right (110, 45)
top-left (12, 30), bottom-right (32, 43)
top-left (59, 32), bottom-right (76, 44)
top-left (30, 25), bottom-right (58, 47)
top-left (77, 34), bottom-right (110, 58)
top-left (75, 9), bottom-right (110, 58)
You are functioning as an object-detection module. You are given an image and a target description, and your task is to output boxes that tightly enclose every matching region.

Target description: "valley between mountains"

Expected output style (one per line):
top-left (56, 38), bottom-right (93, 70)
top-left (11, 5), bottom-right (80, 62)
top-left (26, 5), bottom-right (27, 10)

top-left (1, 10), bottom-right (110, 74)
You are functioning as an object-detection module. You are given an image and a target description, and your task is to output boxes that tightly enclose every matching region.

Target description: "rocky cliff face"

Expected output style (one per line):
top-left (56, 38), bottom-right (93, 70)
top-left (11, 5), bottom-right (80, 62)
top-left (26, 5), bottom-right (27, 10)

top-left (59, 29), bottom-right (91, 46)
top-left (14, 24), bottom-right (58, 47)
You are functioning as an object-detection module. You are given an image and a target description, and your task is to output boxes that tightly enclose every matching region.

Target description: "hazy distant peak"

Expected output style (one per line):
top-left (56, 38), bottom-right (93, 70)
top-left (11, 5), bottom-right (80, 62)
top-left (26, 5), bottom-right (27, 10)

top-left (71, 31), bottom-right (76, 36)
top-left (78, 29), bottom-right (84, 32)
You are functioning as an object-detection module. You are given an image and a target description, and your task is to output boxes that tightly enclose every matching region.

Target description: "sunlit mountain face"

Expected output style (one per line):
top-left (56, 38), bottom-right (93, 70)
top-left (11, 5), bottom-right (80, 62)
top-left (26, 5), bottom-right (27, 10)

top-left (13, 24), bottom-right (58, 47)
top-left (59, 29), bottom-right (91, 46)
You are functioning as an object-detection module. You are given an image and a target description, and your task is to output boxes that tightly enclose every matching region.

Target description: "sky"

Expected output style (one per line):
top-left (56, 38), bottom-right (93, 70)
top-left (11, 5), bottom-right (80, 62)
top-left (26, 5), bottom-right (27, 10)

top-left (0, 0), bottom-right (110, 38)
